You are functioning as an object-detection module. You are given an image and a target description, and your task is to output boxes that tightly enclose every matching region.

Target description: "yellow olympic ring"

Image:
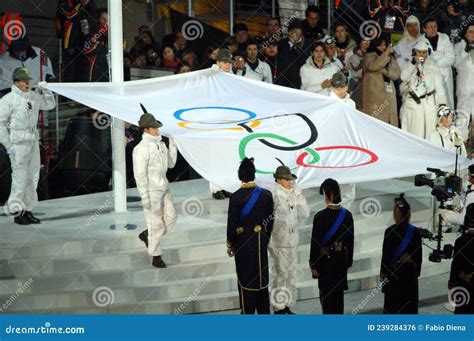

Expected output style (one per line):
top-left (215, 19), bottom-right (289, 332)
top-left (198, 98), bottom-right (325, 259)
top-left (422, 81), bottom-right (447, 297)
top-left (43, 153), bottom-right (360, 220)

top-left (178, 120), bottom-right (261, 131)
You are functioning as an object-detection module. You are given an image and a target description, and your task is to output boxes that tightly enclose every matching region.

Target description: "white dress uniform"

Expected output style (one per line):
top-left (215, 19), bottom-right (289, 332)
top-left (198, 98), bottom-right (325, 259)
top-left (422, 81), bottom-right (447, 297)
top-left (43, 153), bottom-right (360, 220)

top-left (133, 133), bottom-right (178, 256)
top-left (400, 51), bottom-right (448, 139)
top-left (454, 40), bottom-right (474, 140)
top-left (269, 183), bottom-right (309, 309)
top-left (0, 83), bottom-right (56, 213)
top-left (423, 33), bottom-right (455, 109)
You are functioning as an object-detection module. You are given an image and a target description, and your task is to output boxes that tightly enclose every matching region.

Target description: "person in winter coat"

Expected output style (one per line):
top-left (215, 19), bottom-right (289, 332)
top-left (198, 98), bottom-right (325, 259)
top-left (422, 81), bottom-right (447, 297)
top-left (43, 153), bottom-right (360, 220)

top-left (300, 41), bottom-right (339, 96)
top-left (380, 194), bottom-right (422, 314)
top-left (423, 18), bottom-right (455, 109)
top-left (363, 37), bottom-right (401, 126)
top-left (400, 40), bottom-right (448, 139)
top-left (429, 105), bottom-right (467, 157)
top-left (245, 40), bottom-right (272, 83)
top-left (83, 8), bottom-right (109, 82)
top-left (0, 68), bottom-right (56, 224)
top-left (453, 24), bottom-right (474, 140)
top-left (394, 15), bottom-right (423, 72)
top-left (134, 111), bottom-right (177, 268)
top-left (334, 23), bottom-right (357, 66)
top-left (276, 19), bottom-right (312, 89)
top-left (310, 178), bottom-right (354, 314)
top-left (227, 157), bottom-right (274, 314)
top-left (348, 38), bottom-right (371, 109)
top-left (268, 164), bottom-right (309, 314)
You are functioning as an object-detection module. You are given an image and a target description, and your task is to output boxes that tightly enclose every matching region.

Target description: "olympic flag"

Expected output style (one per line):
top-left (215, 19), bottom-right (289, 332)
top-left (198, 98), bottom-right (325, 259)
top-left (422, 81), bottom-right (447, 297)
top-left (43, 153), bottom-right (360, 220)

top-left (45, 68), bottom-right (470, 191)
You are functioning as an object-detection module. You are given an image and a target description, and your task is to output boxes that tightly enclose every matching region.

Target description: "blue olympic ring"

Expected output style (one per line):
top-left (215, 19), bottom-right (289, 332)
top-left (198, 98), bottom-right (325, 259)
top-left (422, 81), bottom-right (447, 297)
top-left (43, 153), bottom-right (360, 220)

top-left (174, 106), bottom-right (257, 125)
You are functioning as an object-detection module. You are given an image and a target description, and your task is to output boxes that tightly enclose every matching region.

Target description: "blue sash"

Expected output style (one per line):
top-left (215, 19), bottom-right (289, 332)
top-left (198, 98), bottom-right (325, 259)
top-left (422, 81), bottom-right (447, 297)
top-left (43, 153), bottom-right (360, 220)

top-left (321, 208), bottom-right (347, 245)
top-left (390, 224), bottom-right (415, 264)
top-left (240, 187), bottom-right (262, 220)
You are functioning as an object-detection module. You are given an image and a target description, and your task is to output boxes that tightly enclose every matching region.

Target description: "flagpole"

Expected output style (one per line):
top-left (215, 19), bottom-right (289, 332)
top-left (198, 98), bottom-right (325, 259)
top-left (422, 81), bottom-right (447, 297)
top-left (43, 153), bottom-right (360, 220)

top-left (108, 0), bottom-right (127, 213)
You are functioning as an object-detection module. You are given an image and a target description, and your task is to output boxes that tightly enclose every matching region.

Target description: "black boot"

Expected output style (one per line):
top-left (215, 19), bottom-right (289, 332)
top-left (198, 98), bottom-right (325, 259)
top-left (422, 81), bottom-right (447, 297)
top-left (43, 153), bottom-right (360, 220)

top-left (138, 230), bottom-right (148, 247)
top-left (24, 211), bottom-right (41, 224)
top-left (152, 256), bottom-right (167, 268)
top-left (284, 307), bottom-right (295, 314)
top-left (273, 308), bottom-right (286, 314)
top-left (13, 211), bottom-right (31, 225)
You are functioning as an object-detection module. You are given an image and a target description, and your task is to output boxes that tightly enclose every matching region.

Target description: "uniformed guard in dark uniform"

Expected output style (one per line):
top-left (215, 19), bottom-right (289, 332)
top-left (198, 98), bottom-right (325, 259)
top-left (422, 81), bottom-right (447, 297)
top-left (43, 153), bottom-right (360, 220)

top-left (380, 193), bottom-right (422, 314)
top-left (227, 157), bottom-right (274, 314)
top-left (449, 203), bottom-right (474, 314)
top-left (309, 178), bottom-right (354, 314)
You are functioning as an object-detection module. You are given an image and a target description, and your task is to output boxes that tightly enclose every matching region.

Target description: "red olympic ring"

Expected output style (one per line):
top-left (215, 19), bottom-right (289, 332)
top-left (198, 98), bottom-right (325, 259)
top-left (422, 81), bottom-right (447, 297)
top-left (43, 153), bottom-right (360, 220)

top-left (296, 146), bottom-right (379, 169)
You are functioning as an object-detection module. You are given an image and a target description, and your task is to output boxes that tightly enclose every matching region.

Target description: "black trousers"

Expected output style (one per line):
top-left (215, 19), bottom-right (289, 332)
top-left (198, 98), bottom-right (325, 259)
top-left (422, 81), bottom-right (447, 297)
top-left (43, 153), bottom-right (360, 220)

top-left (238, 284), bottom-right (270, 314)
top-left (320, 289), bottom-right (344, 314)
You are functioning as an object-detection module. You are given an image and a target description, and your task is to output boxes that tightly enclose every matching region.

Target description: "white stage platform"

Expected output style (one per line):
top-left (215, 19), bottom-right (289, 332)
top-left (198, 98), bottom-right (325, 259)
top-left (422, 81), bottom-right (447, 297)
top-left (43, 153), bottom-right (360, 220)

top-left (0, 178), bottom-right (456, 314)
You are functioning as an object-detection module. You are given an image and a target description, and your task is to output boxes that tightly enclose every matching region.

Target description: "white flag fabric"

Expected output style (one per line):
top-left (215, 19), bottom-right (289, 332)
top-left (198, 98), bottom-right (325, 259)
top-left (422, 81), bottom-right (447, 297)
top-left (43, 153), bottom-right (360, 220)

top-left (45, 68), bottom-right (470, 191)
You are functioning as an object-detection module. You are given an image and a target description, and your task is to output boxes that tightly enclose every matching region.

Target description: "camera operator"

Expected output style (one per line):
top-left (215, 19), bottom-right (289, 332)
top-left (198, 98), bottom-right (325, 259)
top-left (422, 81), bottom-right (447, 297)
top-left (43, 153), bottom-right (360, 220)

top-left (380, 194), bottom-right (422, 314)
top-left (442, 164), bottom-right (474, 229)
top-left (400, 40), bottom-right (448, 139)
top-left (449, 203), bottom-right (474, 314)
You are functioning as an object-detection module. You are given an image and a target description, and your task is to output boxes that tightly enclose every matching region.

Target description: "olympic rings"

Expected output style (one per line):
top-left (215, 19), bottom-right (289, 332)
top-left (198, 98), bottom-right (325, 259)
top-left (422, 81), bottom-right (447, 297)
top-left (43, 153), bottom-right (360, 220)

top-left (239, 133), bottom-right (320, 174)
top-left (174, 106), bottom-right (257, 125)
top-left (178, 120), bottom-right (261, 131)
top-left (296, 146), bottom-right (379, 168)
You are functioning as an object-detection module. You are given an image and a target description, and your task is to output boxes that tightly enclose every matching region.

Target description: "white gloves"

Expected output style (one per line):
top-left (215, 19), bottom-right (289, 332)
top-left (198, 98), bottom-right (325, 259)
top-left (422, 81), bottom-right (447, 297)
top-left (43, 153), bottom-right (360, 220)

top-left (293, 185), bottom-right (302, 197)
top-left (37, 81), bottom-right (47, 90)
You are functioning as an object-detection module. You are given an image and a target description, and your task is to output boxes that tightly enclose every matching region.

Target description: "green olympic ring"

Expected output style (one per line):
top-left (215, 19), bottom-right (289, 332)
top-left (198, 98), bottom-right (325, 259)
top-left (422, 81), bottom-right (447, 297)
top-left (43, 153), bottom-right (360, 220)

top-left (239, 133), bottom-right (320, 174)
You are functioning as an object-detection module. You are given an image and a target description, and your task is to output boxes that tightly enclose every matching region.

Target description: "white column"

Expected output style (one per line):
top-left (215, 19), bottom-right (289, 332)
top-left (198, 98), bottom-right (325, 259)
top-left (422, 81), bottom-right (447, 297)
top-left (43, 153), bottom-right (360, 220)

top-left (271, 0), bottom-right (276, 18)
top-left (108, 0), bottom-right (127, 213)
top-left (327, 0), bottom-right (331, 31)
top-left (188, 0), bottom-right (193, 17)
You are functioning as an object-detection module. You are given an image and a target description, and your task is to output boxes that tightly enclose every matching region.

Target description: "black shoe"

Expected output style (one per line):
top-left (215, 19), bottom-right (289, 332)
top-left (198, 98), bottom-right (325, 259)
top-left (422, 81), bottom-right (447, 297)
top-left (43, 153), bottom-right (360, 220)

top-left (223, 191), bottom-right (232, 198)
top-left (13, 211), bottom-right (31, 225)
top-left (24, 211), bottom-right (41, 224)
top-left (212, 191), bottom-right (226, 200)
top-left (152, 256), bottom-right (167, 268)
top-left (138, 230), bottom-right (148, 247)
top-left (274, 308), bottom-right (286, 314)
top-left (284, 307), bottom-right (295, 314)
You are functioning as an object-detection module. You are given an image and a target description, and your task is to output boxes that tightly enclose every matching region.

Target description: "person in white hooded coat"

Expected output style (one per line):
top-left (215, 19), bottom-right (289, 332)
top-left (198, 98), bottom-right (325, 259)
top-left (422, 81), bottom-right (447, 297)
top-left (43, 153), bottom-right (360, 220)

top-left (453, 24), bottom-right (474, 141)
top-left (394, 15), bottom-right (423, 72)
top-left (400, 40), bottom-right (448, 139)
top-left (269, 164), bottom-right (309, 314)
top-left (429, 105), bottom-right (467, 157)
top-left (422, 18), bottom-right (455, 109)
top-left (134, 111), bottom-right (177, 268)
top-left (0, 67), bottom-right (55, 224)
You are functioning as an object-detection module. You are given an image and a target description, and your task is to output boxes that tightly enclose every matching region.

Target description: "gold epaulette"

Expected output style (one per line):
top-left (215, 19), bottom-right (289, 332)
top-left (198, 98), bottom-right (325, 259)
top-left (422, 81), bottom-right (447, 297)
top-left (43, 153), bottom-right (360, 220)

top-left (240, 183), bottom-right (257, 189)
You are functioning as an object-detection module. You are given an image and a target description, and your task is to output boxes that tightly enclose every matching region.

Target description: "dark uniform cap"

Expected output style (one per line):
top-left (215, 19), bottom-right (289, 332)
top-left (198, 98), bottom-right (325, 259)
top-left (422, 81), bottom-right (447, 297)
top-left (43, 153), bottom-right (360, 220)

top-left (273, 165), bottom-right (297, 180)
top-left (216, 48), bottom-right (233, 62)
top-left (331, 72), bottom-right (347, 88)
top-left (233, 23), bottom-right (248, 34)
top-left (12, 67), bottom-right (33, 81)
top-left (138, 113), bottom-right (163, 128)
